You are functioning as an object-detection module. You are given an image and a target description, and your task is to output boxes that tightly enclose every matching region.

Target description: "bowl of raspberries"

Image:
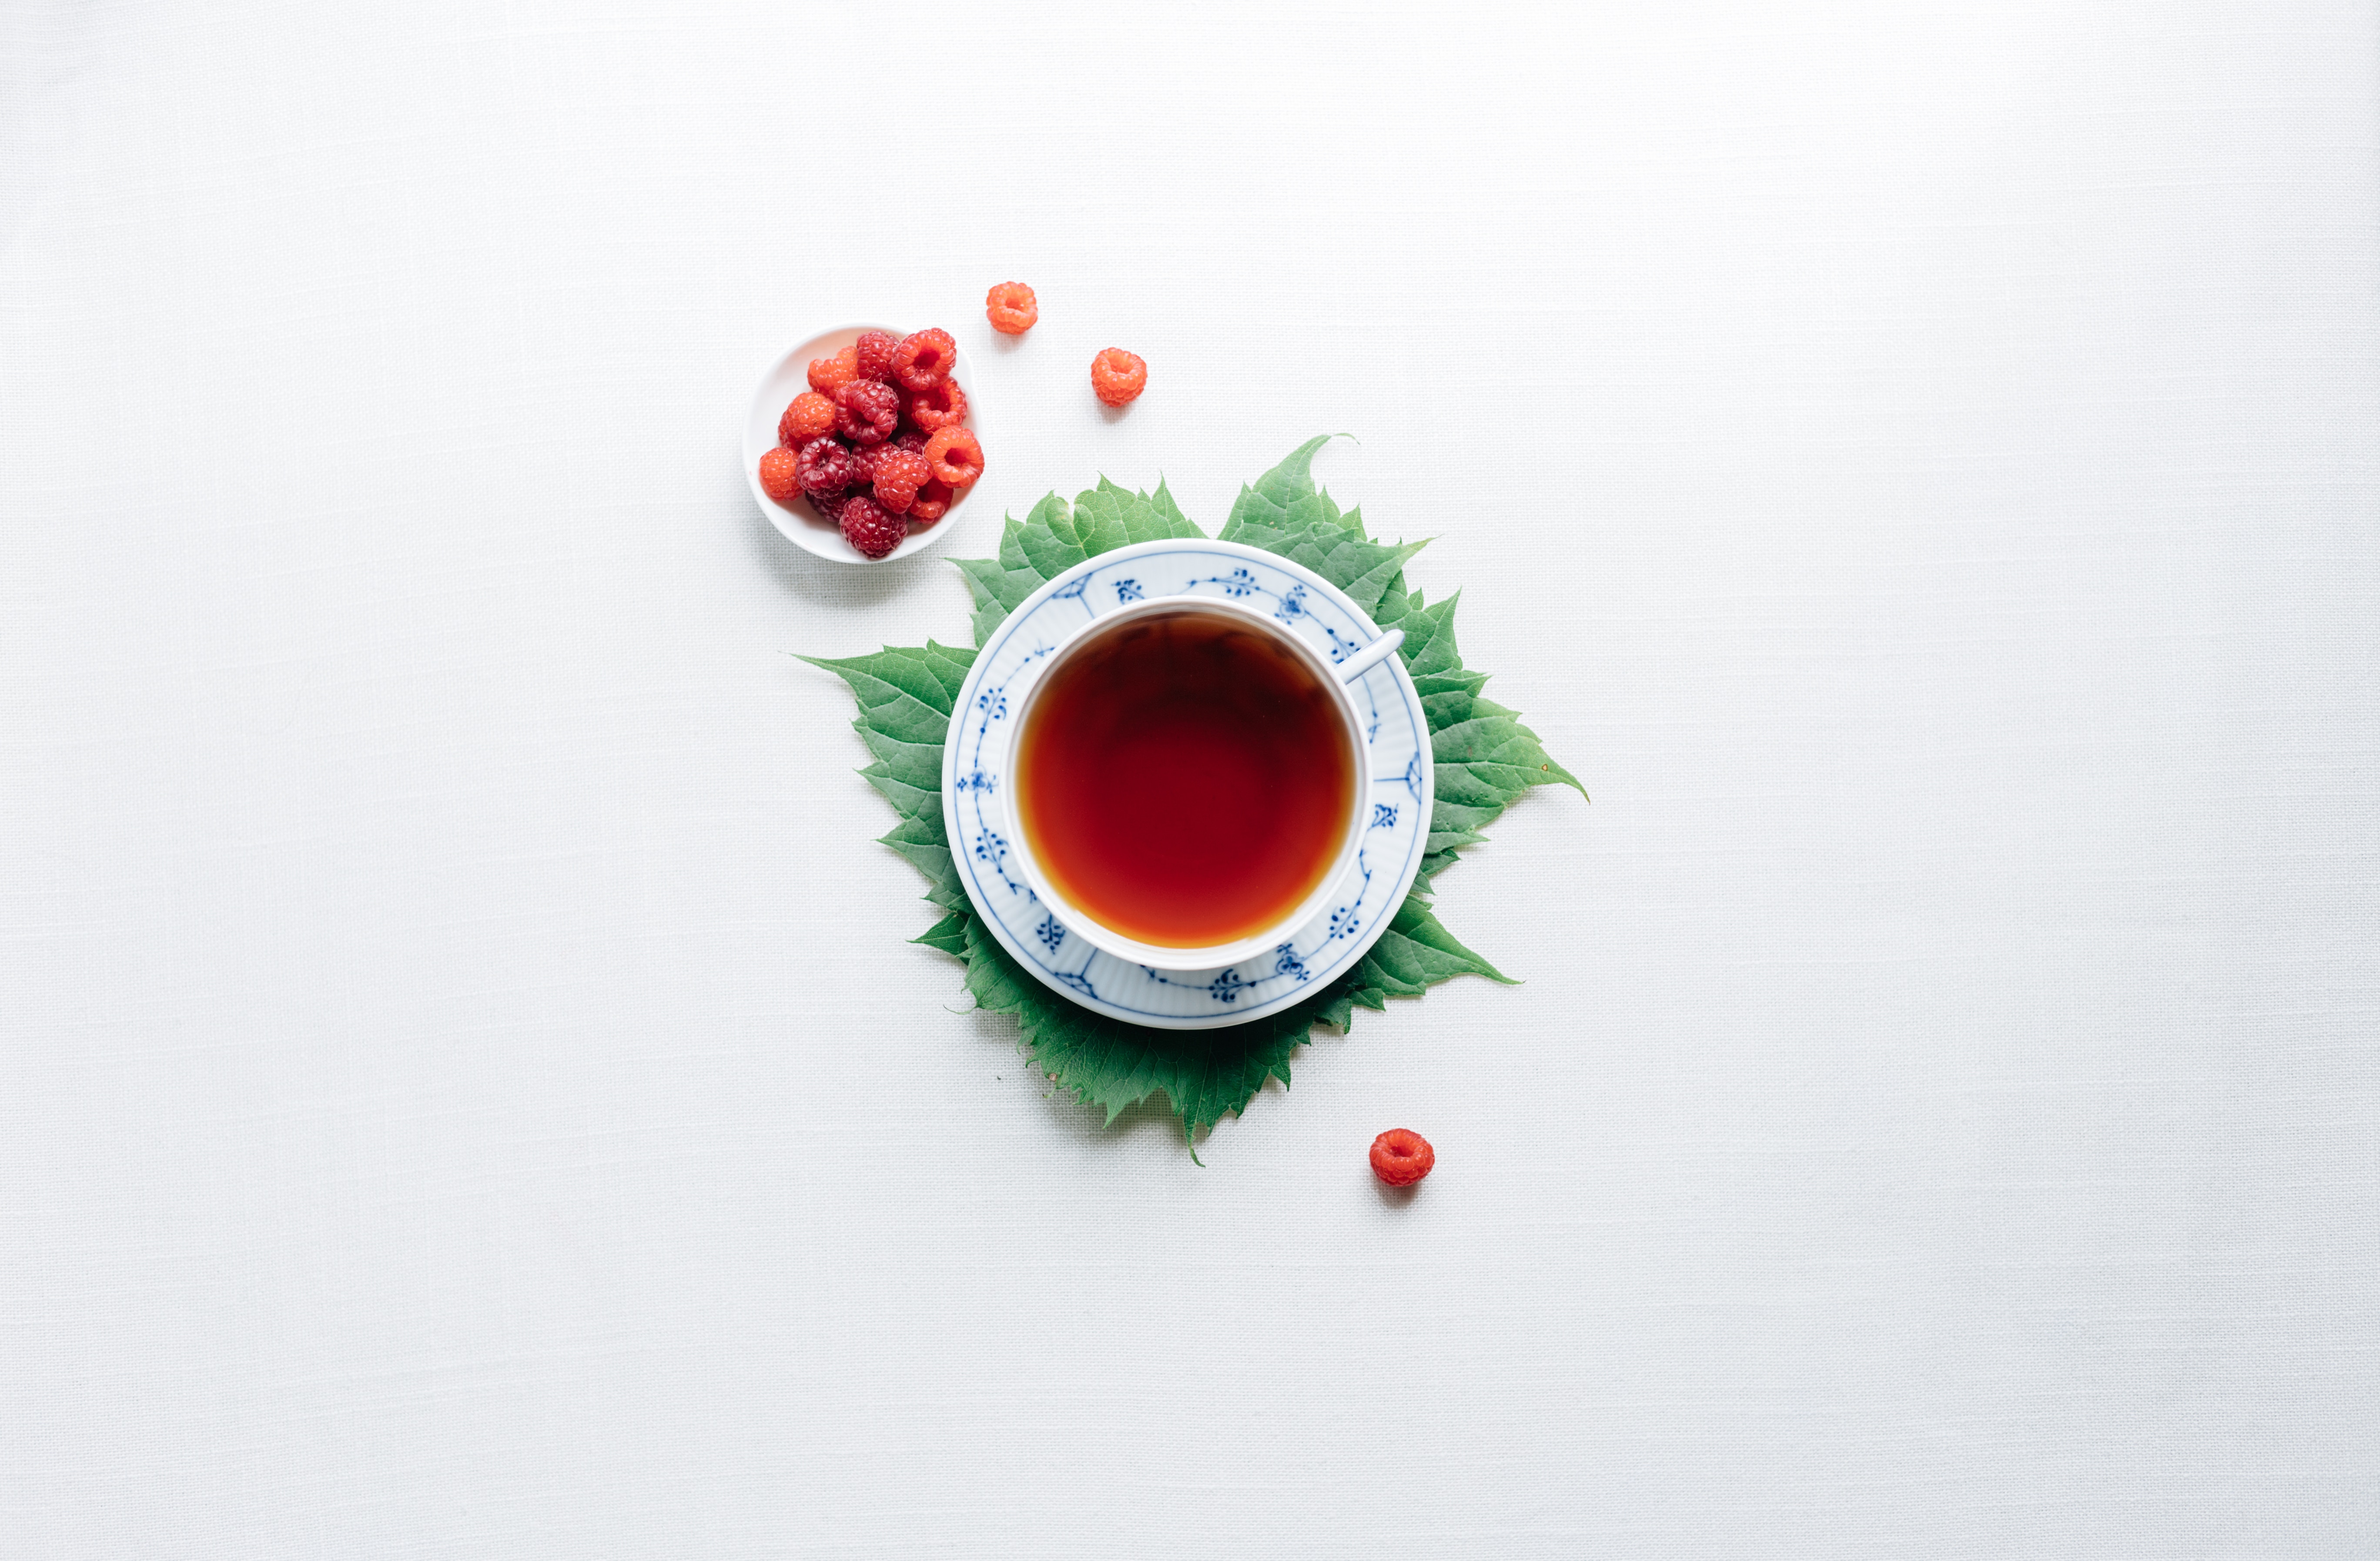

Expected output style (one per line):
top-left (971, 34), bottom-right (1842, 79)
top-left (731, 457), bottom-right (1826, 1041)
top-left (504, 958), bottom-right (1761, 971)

top-left (746, 322), bottom-right (987, 563)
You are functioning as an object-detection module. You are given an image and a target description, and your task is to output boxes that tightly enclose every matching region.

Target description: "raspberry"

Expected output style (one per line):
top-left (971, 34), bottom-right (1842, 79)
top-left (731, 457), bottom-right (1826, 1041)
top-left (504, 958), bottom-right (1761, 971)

top-left (985, 281), bottom-right (1038, 335)
top-left (855, 440), bottom-right (912, 487)
top-left (756, 445), bottom-right (803, 504)
top-left (835, 379), bottom-right (901, 445)
top-left (922, 425), bottom-right (984, 488)
top-left (1369, 1129), bottom-right (1434, 1187)
top-left (890, 427), bottom-right (930, 453)
top-left (892, 327), bottom-right (957, 391)
top-left (906, 479), bottom-right (954, 525)
top-left (909, 378), bottom-right (968, 433)
top-left (854, 329), bottom-right (902, 385)
top-left (793, 434), bottom-right (863, 494)
top-left (852, 328), bottom-right (895, 383)
top-left (807, 345), bottom-right (858, 395)
top-left (1091, 348), bottom-right (1147, 407)
top-left (871, 446), bottom-right (932, 514)
top-left (838, 493), bottom-right (905, 559)
top-left (803, 487), bottom-right (850, 524)
top-left (779, 391), bottom-right (837, 445)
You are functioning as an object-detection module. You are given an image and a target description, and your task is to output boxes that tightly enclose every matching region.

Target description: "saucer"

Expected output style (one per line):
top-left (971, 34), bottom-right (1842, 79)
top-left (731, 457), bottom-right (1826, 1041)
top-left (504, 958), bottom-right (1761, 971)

top-left (942, 538), bottom-right (1434, 1030)
top-left (742, 321), bottom-right (987, 564)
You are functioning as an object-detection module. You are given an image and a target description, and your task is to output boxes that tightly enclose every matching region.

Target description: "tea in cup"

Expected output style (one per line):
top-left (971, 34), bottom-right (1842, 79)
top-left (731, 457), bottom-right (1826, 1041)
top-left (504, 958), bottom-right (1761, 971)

top-left (1000, 598), bottom-right (1401, 970)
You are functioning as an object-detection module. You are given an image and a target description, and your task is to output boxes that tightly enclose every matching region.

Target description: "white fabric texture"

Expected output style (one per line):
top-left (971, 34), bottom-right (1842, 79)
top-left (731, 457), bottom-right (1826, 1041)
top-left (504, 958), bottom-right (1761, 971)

top-left (3, 3), bottom-right (2375, 1556)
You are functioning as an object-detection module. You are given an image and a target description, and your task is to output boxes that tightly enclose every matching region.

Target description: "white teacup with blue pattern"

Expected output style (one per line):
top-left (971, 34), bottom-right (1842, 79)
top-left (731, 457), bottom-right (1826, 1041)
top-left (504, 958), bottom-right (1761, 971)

top-left (993, 596), bottom-right (1406, 973)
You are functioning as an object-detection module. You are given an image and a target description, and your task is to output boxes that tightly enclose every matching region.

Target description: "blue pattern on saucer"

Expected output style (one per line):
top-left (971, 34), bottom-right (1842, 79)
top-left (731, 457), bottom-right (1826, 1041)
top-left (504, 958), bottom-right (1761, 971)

top-left (941, 539), bottom-right (1433, 1031)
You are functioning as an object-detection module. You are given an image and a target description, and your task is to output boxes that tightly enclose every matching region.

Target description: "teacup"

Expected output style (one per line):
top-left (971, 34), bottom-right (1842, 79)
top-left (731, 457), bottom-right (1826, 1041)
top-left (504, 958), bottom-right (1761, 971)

top-left (996, 596), bottom-right (1403, 971)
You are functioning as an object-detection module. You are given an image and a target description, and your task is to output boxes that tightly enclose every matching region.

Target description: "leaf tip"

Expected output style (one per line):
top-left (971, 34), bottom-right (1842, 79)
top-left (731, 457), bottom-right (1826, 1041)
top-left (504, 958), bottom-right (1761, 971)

top-left (1543, 759), bottom-right (1589, 798)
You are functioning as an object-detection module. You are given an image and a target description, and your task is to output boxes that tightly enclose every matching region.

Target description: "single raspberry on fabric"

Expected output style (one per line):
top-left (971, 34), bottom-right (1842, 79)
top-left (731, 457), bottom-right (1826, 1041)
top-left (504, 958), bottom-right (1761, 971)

top-left (838, 493), bottom-right (904, 559)
top-left (984, 281), bottom-right (1038, 335)
top-left (756, 446), bottom-right (803, 504)
top-left (908, 378), bottom-right (968, 433)
top-left (1368, 1129), bottom-right (1435, 1187)
top-left (779, 391), bottom-right (837, 445)
top-left (793, 434), bottom-right (863, 494)
top-left (1090, 348), bottom-right (1147, 406)
top-left (906, 479), bottom-right (954, 525)
top-left (835, 379), bottom-right (901, 445)
top-left (807, 345), bottom-right (859, 395)
top-left (892, 327), bottom-right (957, 391)
top-left (871, 446), bottom-right (932, 513)
top-left (922, 425), bottom-right (984, 488)
top-left (854, 329), bottom-right (902, 385)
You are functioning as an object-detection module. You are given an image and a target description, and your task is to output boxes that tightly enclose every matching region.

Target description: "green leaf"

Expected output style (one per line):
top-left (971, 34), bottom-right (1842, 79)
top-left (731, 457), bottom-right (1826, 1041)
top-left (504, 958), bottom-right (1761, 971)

top-left (880, 816), bottom-right (964, 911)
top-left (1254, 433), bottom-right (1338, 508)
top-left (1330, 537), bottom-right (1429, 616)
top-left (913, 911), bottom-right (972, 957)
top-left (1148, 478), bottom-right (1197, 535)
top-left (798, 641), bottom-right (976, 747)
top-left (808, 450), bottom-right (1579, 1145)
top-left (954, 550), bottom-right (1043, 650)
top-left (1356, 898), bottom-right (1513, 994)
top-left (1073, 475), bottom-right (1207, 546)
top-left (854, 721), bottom-right (944, 795)
top-left (1014, 490), bottom-right (1110, 579)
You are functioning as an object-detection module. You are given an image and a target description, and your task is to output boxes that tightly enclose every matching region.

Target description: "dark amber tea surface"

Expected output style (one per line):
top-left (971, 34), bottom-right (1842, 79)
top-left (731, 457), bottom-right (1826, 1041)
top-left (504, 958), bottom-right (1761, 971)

top-left (1016, 610), bottom-right (1356, 948)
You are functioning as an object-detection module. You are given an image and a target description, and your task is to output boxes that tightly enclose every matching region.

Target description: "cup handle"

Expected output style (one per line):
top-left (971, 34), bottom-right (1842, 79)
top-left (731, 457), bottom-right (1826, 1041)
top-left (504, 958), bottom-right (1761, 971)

top-left (1333, 629), bottom-right (1405, 685)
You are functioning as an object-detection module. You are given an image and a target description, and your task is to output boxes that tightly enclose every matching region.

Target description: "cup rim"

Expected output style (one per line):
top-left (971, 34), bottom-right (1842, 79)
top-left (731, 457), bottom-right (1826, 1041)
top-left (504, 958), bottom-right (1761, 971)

top-left (995, 595), bottom-right (1373, 971)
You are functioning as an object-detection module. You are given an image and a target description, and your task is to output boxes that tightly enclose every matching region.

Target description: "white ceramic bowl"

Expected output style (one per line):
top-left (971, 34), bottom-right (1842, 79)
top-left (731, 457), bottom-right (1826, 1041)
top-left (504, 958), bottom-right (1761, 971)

top-left (742, 321), bottom-right (987, 564)
top-left (994, 596), bottom-right (1403, 973)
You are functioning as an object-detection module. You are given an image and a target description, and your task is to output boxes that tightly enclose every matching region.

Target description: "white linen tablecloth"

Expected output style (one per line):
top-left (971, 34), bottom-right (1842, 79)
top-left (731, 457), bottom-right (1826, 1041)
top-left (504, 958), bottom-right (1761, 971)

top-left (3, 3), bottom-right (2374, 1555)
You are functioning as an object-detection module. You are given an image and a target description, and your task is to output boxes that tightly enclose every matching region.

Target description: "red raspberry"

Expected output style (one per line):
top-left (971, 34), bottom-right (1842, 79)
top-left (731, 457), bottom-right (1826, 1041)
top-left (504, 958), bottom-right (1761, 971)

top-left (793, 434), bottom-right (863, 494)
top-left (892, 327), bottom-right (957, 391)
top-left (855, 441), bottom-right (911, 486)
top-left (854, 329), bottom-right (902, 385)
top-left (1091, 348), bottom-right (1147, 407)
top-left (890, 427), bottom-right (930, 453)
top-left (838, 493), bottom-right (905, 559)
top-left (1369, 1129), bottom-right (1434, 1187)
top-left (779, 391), bottom-right (837, 445)
top-left (985, 281), bottom-right (1038, 335)
top-left (922, 425), bottom-right (984, 488)
top-left (906, 478), bottom-right (954, 525)
top-left (807, 345), bottom-right (859, 395)
top-left (871, 446), bottom-right (932, 514)
top-left (909, 378), bottom-right (968, 433)
top-left (835, 379), bottom-right (901, 445)
top-left (803, 487), bottom-right (849, 524)
top-left (756, 445), bottom-right (803, 504)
